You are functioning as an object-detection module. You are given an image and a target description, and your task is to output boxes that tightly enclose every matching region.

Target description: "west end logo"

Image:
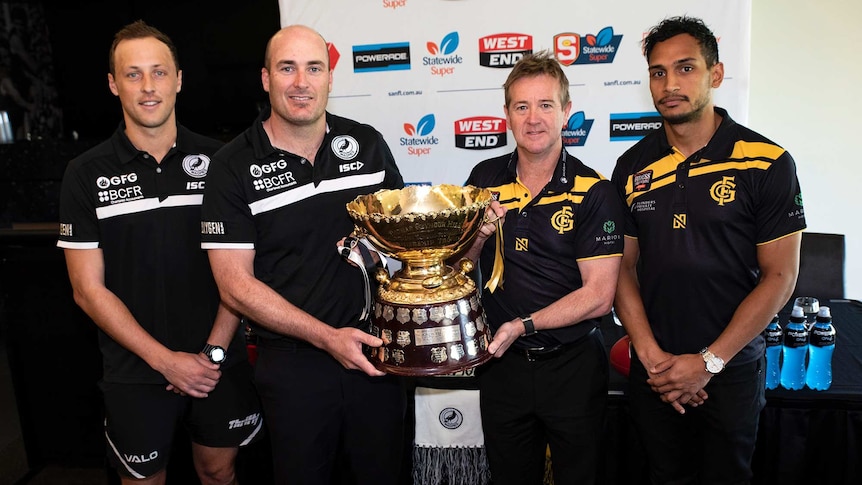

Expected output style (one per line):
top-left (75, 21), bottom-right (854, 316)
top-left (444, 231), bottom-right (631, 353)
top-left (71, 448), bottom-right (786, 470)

top-left (478, 33), bottom-right (532, 68)
top-left (554, 27), bottom-right (622, 66)
top-left (424, 32), bottom-right (463, 77)
top-left (401, 114), bottom-right (439, 157)
top-left (454, 116), bottom-right (507, 150)
top-left (562, 111), bottom-right (593, 147)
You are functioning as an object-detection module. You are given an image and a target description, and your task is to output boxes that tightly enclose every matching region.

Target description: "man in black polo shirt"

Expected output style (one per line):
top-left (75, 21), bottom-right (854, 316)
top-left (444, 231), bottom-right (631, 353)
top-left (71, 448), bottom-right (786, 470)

top-left (57, 20), bottom-right (262, 485)
top-left (461, 50), bottom-right (624, 484)
top-left (200, 25), bottom-right (405, 484)
top-left (611, 16), bottom-right (806, 483)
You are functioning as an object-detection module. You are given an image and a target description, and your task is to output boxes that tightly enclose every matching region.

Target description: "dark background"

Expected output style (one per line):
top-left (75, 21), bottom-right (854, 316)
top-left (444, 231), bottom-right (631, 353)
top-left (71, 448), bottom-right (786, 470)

top-left (43, 0), bottom-right (280, 142)
top-left (0, 0), bottom-right (281, 226)
top-left (0, 2), bottom-right (281, 481)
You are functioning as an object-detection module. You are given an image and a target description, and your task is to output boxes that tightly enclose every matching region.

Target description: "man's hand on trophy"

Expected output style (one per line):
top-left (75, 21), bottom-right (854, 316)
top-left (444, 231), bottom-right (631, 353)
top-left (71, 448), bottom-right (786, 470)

top-left (479, 201), bottom-right (507, 239)
top-left (324, 326), bottom-right (386, 377)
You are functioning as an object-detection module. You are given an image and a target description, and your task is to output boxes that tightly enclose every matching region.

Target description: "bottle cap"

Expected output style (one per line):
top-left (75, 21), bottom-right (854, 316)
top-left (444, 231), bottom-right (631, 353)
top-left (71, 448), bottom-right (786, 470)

top-left (771, 314), bottom-right (779, 323)
top-left (816, 306), bottom-right (832, 322)
top-left (790, 305), bottom-right (806, 323)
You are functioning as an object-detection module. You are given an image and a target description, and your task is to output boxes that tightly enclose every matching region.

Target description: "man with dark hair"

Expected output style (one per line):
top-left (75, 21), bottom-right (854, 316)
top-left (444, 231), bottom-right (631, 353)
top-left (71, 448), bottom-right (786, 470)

top-left (611, 15), bottom-right (806, 483)
top-left (200, 25), bottom-right (406, 484)
top-left (58, 20), bottom-right (262, 485)
top-left (462, 50), bottom-right (624, 484)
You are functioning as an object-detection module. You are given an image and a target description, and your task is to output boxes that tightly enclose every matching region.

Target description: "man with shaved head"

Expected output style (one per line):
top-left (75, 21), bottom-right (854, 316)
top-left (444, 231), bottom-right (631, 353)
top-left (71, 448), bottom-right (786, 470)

top-left (201, 25), bottom-right (405, 483)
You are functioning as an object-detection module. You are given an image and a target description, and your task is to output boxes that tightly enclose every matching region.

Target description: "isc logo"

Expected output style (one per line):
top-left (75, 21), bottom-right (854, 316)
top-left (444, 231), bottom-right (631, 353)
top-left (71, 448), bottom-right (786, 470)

top-left (339, 161), bottom-right (364, 173)
top-left (186, 181), bottom-right (206, 190)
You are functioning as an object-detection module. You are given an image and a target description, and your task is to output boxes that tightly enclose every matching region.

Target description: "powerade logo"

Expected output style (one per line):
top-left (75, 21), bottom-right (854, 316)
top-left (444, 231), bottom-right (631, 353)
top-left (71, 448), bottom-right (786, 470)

top-left (353, 42), bottom-right (411, 73)
top-left (478, 33), bottom-right (532, 68)
top-left (554, 27), bottom-right (622, 66)
top-left (400, 114), bottom-right (439, 157)
top-left (454, 116), bottom-right (507, 150)
top-left (424, 32), bottom-right (463, 77)
top-left (609, 112), bottom-right (662, 142)
top-left (562, 111), bottom-right (593, 147)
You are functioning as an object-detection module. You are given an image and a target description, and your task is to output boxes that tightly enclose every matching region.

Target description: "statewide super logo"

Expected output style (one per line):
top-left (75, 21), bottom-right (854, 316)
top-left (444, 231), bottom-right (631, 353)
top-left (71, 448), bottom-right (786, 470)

top-left (478, 33), bottom-right (532, 68)
top-left (562, 111), bottom-right (593, 147)
top-left (554, 27), bottom-right (622, 66)
top-left (401, 114), bottom-right (439, 157)
top-left (424, 32), bottom-right (463, 77)
top-left (353, 42), bottom-right (411, 73)
top-left (454, 116), bottom-right (507, 150)
top-left (609, 112), bottom-right (662, 142)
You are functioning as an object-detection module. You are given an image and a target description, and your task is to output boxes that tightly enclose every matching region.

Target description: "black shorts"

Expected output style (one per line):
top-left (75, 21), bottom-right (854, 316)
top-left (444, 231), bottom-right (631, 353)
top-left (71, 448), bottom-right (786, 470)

top-left (101, 360), bottom-right (263, 479)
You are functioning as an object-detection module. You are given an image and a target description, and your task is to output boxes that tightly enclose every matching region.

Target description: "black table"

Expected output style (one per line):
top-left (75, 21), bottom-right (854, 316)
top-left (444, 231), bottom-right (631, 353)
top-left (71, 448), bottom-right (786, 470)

top-left (601, 300), bottom-right (862, 485)
top-left (752, 299), bottom-right (862, 485)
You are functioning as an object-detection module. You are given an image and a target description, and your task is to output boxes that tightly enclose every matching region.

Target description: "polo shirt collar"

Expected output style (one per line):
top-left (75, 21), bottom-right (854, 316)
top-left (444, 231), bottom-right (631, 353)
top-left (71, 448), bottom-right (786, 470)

top-left (250, 104), bottom-right (334, 161)
top-left (110, 120), bottom-right (186, 165)
top-left (505, 144), bottom-right (576, 191)
top-left (655, 106), bottom-right (737, 160)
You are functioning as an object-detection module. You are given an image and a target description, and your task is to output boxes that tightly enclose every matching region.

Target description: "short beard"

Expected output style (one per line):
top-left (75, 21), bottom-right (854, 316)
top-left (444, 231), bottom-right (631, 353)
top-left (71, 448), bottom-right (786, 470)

top-left (658, 91), bottom-right (711, 126)
top-left (662, 107), bottom-right (704, 125)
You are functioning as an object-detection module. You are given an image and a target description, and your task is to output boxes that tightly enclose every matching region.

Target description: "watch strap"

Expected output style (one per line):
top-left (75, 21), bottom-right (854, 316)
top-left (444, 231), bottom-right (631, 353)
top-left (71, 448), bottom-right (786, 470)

top-left (521, 315), bottom-right (537, 337)
top-left (700, 347), bottom-right (724, 374)
top-left (202, 343), bottom-right (226, 364)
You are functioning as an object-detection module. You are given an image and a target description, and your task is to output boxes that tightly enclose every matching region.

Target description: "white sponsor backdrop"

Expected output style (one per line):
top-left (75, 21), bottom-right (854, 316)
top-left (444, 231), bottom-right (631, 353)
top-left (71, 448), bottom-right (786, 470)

top-left (278, 0), bottom-right (751, 186)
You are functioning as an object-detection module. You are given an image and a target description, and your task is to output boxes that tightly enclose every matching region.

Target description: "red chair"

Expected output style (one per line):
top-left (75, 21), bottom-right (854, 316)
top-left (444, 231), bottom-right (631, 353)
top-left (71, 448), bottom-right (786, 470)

top-left (610, 335), bottom-right (631, 377)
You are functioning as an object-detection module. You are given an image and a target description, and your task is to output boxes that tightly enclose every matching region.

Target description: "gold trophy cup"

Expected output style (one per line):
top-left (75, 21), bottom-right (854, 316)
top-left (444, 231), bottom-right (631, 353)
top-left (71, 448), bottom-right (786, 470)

top-left (346, 184), bottom-right (494, 376)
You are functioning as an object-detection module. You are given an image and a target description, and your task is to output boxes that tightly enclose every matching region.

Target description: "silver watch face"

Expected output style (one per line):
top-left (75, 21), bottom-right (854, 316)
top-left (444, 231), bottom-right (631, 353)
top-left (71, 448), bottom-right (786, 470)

top-left (706, 358), bottom-right (723, 373)
top-left (210, 347), bottom-right (226, 363)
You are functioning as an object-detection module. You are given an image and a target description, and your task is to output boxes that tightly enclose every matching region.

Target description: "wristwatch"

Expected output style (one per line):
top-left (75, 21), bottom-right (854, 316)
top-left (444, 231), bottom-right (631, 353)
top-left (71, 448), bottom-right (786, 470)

top-left (520, 315), bottom-right (537, 337)
top-left (202, 343), bottom-right (227, 364)
top-left (700, 347), bottom-right (725, 374)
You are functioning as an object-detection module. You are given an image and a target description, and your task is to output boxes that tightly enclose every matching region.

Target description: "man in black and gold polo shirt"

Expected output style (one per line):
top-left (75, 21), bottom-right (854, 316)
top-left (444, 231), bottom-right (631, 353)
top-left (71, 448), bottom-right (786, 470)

top-left (462, 50), bottom-right (624, 485)
top-left (611, 16), bottom-right (806, 484)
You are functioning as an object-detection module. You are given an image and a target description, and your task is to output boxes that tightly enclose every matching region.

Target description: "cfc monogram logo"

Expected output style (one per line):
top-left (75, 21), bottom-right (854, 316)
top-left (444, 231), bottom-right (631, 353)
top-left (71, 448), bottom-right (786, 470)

top-left (515, 237), bottom-right (529, 251)
top-left (673, 213), bottom-right (687, 229)
top-left (710, 176), bottom-right (736, 206)
top-left (551, 206), bottom-right (574, 234)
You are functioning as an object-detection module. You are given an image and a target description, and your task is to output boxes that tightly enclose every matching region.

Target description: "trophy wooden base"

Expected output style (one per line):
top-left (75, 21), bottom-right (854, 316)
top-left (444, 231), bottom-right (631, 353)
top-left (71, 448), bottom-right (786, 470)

top-left (366, 287), bottom-right (493, 376)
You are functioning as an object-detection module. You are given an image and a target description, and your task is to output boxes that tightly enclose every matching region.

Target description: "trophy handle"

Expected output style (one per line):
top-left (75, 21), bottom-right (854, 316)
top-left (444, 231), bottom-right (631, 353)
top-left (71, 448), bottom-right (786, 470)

top-left (375, 267), bottom-right (390, 288)
top-left (457, 258), bottom-right (475, 275)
